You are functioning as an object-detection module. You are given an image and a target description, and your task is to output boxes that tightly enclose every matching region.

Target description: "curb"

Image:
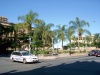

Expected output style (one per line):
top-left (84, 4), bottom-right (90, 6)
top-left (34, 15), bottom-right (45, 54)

top-left (38, 53), bottom-right (87, 60)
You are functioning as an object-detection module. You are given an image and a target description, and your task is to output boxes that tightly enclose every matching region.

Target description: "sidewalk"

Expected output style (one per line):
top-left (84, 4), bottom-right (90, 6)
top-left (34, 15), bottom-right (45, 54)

top-left (38, 53), bottom-right (87, 60)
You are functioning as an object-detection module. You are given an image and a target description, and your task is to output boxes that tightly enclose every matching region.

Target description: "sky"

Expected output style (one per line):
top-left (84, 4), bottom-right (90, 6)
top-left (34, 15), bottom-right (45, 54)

top-left (0, 0), bottom-right (100, 48)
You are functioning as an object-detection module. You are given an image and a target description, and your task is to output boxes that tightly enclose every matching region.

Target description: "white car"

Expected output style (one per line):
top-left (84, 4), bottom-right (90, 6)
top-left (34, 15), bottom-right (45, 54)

top-left (10, 50), bottom-right (39, 64)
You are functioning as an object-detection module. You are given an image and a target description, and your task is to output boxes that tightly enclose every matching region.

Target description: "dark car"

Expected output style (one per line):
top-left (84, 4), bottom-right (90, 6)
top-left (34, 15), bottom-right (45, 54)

top-left (88, 50), bottom-right (99, 56)
top-left (95, 51), bottom-right (100, 57)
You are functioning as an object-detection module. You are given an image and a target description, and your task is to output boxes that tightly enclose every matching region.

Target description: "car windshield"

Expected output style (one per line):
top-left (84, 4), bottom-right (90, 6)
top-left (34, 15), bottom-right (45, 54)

top-left (22, 52), bottom-right (32, 56)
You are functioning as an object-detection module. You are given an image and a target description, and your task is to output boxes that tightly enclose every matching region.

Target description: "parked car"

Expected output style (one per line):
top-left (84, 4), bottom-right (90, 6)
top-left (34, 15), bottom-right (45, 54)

top-left (10, 50), bottom-right (39, 64)
top-left (88, 50), bottom-right (99, 56)
top-left (95, 51), bottom-right (100, 57)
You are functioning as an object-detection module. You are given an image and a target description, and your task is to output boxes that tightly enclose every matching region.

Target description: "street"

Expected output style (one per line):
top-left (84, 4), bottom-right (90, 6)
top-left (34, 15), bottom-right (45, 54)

top-left (0, 55), bottom-right (100, 75)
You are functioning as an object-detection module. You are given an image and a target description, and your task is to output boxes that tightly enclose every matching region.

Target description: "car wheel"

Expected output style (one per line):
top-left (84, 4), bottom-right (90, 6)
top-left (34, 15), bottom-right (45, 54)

top-left (23, 59), bottom-right (27, 64)
top-left (35, 60), bottom-right (39, 63)
top-left (12, 58), bottom-right (15, 62)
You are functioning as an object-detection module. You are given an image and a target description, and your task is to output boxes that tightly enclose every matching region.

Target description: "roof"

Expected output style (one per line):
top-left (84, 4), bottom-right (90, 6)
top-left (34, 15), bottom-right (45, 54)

top-left (0, 22), bottom-right (14, 26)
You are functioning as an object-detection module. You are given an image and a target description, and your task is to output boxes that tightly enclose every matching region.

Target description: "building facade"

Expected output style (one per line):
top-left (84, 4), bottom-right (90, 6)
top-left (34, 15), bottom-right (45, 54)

top-left (0, 16), bottom-right (14, 54)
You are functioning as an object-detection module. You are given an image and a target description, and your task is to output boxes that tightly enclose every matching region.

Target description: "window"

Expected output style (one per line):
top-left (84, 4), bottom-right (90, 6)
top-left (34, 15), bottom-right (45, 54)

top-left (22, 52), bottom-right (29, 56)
top-left (12, 52), bottom-right (21, 56)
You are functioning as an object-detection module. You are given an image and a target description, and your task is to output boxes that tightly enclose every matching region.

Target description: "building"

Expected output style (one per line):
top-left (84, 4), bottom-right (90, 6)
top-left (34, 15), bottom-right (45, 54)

top-left (0, 16), bottom-right (8, 23)
top-left (0, 16), bottom-right (14, 54)
top-left (0, 16), bottom-right (14, 38)
top-left (71, 35), bottom-right (95, 50)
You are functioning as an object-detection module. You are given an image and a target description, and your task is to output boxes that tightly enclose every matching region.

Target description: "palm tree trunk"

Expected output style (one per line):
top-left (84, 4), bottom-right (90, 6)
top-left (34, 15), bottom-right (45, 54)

top-left (69, 40), bottom-right (71, 55)
top-left (78, 32), bottom-right (80, 53)
top-left (62, 40), bottom-right (63, 50)
top-left (28, 24), bottom-right (32, 36)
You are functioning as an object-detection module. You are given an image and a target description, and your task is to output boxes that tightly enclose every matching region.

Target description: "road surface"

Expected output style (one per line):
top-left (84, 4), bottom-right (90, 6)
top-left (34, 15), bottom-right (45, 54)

top-left (0, 55), bottom-right (100, 75)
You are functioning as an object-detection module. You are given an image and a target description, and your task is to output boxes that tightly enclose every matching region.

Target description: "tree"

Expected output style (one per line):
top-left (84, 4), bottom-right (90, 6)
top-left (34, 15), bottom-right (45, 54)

top-left (14, 23), bottom-right (34, 51)
top-left (14, 23), bottom-right (28, 37)
top-left (0, 23), bottom-right (3, 43)
top-left (69, 17), bottom-right (90, 51)
top-left (56, 24), bottom-right (67, 50)
top-left (66, 26), bottom-right (75, 55)
top-left (0, 23), bottom-right (14, 54)
top-left (66, 27), bottom-right (75, 49)
top-left (93, 33), bottom-right (100, 48)
top-left (85, 35), bottom-right (92, 48)
top-left (18, 10), bottom-right (39, 35)
top-left (17, 10), bottom-right (39, 52)
top-left (70, 36), bottom-right (77, 49)
top-left (32, 20), bottom-right (55, 50)
top-left (0, 23), bottom-right (3, 35)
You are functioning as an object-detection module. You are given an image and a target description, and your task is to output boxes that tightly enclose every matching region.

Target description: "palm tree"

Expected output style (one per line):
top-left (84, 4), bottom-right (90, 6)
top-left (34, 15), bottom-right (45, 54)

top-left (66, 27), bottom-right (75, 48)
top-left (33, 20), bottom-right (54, 50)
top-left (69, 17), bottom-right (90, 52)
top-left (18, 10), bottom-right (39, 35)
top-left (17, 10), bottom-right (39, 52)
top-left (66, 26), bottom-right (75, 55)
top-left (56, 24), bottom-right (67, 50)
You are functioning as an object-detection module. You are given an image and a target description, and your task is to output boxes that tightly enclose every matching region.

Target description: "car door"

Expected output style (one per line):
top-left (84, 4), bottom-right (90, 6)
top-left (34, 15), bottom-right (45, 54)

top-left (12, 52), bottom-right (20, 61)
top-left (16, 53), bottom-right (23, 62)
